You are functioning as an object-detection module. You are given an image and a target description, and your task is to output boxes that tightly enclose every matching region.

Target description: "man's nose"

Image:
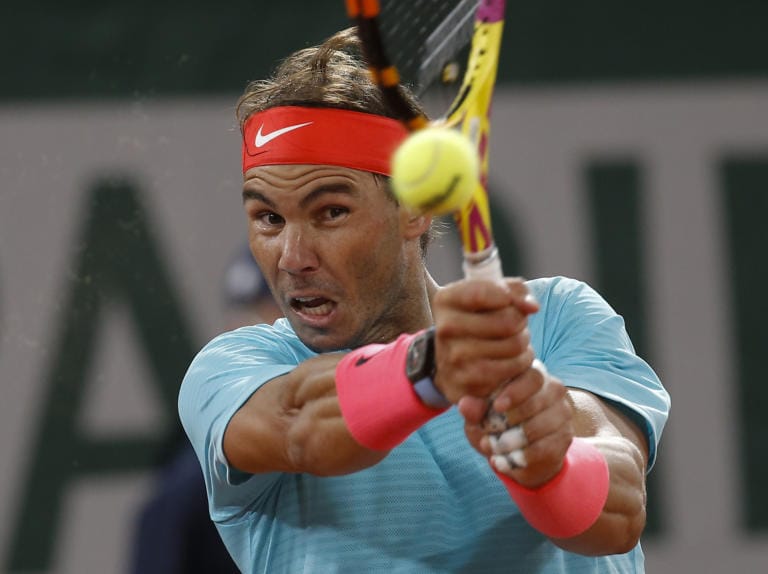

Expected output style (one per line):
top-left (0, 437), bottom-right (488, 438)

top-left (277, 225), bottom-right (320, 274)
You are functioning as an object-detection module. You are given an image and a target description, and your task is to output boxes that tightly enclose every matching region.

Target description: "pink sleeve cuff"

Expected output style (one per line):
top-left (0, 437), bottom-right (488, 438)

top-left (335, 332), bottom-right (448, 451)
top-left (495, 437), bottom-right (610, 539)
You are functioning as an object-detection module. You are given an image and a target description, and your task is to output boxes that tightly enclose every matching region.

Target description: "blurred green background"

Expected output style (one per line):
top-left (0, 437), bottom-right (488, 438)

top-left (2, 1), bottom-right (768, 572)
top-left (2, 0), bottom-right (766, 102)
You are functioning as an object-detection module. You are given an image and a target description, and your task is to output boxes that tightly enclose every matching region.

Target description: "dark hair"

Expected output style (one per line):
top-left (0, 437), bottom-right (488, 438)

top-left (236, 28), bottom-right (423, 124)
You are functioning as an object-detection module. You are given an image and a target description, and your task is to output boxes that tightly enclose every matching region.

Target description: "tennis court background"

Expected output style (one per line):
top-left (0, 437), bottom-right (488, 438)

top-left (1, 1), bottom-right (767, 572)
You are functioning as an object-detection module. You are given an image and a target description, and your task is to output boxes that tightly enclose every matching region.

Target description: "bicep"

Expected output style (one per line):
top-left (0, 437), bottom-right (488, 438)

top-left (223, 353), bottom-right (387, 476)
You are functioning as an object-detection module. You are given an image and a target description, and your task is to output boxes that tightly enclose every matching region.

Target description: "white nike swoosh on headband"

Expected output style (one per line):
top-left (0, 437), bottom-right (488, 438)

top-left (255, 122), bottom-right (314, 148)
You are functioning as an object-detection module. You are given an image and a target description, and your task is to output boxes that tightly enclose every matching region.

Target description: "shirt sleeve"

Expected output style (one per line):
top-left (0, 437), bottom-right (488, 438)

top-left (178, 323), bottom-right (305, 522)
top-left (527, 277), bottom-right (671, 469)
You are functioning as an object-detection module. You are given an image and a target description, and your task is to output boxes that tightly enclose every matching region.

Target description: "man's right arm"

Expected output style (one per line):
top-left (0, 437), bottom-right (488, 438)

top-left (222, 278), bottom-right (537, 479)
top-left (223, 352), bottom-right (389, 477)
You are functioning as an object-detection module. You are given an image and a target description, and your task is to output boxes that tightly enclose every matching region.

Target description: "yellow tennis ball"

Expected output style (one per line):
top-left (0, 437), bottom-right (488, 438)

top-left (391, 127), bottom-right (479, 215)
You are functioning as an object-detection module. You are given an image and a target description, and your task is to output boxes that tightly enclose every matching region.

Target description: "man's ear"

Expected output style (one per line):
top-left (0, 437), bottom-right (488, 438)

top-left (401, 209), bottom-right (432, 241)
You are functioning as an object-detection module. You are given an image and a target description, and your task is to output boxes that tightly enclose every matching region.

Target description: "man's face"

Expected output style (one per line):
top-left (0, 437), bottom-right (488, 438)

top-left (242, 164), bottom-right (424, 352)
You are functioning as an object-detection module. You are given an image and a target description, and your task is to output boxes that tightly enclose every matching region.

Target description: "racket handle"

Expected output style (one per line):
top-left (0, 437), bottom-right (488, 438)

top-left (463, 244), bottom-right (528, 468)
top-left (462, 245), bottom-right (503, 282)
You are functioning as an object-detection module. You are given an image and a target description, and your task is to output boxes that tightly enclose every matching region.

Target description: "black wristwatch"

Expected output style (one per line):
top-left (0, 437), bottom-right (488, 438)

top-left (405, 328), bottom-right (451, 409)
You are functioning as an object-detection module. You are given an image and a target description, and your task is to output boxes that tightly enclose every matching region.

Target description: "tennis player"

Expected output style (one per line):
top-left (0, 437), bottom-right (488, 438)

top-left (178, 29), bottom-right (670, 573)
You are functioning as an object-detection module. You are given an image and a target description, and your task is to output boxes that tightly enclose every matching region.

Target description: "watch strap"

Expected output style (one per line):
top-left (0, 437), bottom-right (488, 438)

top-left (412, 376), bottom-right (451, 409)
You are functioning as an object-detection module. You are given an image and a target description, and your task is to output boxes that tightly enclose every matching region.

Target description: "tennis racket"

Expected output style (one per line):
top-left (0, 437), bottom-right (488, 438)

top-left (346, 0), bottom-right (527, 467)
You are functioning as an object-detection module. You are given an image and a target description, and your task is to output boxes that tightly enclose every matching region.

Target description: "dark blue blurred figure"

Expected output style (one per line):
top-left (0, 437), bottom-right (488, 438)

top-left (129, 245), bottom-right (281, 573)
top-left (130, 445), bottom-right (238, 573)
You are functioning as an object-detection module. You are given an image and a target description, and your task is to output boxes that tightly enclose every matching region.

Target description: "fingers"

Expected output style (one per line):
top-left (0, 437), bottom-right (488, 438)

top-left (433, 280), bottom-right (537, 402)
top-left (437, 303), bottom-right (530, 340)
top-left (487, 396), bottom-right (573, 459)
top-left (492, 425), bottom-right (527, 452)
top-left (488, 425), bottom-right (530, 472)
top-left (435, 276), bottom-right (538, 315)
top-left (502, 278), bottom-right (540, 316)
top-left (454, 362), bottom-right (546, 428)
top-left (460, 366), bottom-right (569, 442)
top-left (460, 363), bottom-right (575, 487)
top-left (438, 344), bottom-right (535, 401)
top-left (490, 427), bottom-right (573, 484)
top-left (437, 277), bottom-right (572, 486)
top-left (490, 448), bottom-right (529, 474)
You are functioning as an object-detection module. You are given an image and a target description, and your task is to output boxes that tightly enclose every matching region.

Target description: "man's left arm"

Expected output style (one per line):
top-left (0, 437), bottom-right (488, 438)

top-left (555, 387), bottom-right (649, 555)
top-left (461, 370), bottom-right (650, 556)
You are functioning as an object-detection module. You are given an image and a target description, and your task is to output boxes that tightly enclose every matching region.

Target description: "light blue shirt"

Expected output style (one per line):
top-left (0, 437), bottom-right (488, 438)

top-left (179, 276), bottom-right (670, 573)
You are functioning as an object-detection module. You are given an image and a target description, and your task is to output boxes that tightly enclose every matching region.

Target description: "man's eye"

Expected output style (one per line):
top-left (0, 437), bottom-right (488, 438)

top-left (327, 206), bottom-right (349, 219)
top-left (257, 212), bottom-right (284, 226)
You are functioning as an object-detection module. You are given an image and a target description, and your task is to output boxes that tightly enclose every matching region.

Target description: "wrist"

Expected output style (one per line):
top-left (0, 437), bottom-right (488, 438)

top-left (405, 327), bottom-right (451, 409)
top-left (336, 330), bottom-right (450, 451)
top-left (493, 437), bottom-right (610, 539)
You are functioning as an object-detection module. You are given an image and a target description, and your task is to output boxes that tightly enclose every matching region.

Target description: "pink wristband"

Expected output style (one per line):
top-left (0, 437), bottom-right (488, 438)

top-left (495, 437), bottom-right (610, 539)
top-left (336, 332), bottom-right (449, 451)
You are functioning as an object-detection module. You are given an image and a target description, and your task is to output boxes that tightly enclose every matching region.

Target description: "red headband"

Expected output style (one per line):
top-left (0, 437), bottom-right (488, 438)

top-left (241, 106), bottom-right (409, 176)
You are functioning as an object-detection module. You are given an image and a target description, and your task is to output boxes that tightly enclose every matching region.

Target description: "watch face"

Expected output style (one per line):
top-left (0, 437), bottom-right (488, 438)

top-left (406, 336), bottom-right (426, 376)
top-left (406, 330), bottom-right (432, 381)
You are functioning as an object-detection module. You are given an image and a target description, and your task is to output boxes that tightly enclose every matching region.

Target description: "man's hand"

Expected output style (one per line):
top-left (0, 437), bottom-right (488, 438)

top-left (431, 276), bottom-right (574, 488)
top-left (459, 365), bottom-right (575, 489)
top-left (431, 277), bottom-right (539, 403)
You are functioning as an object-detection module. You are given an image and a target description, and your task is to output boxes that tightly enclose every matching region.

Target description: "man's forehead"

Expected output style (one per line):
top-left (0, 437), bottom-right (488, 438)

top-left (243, 163), bottom-right (376, 186)
top-left (242, 165), bottom-right (377, 204)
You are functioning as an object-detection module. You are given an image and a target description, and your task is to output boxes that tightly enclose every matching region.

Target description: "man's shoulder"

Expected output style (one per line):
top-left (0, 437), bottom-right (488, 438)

top-left (197, 318), bottom-right (311, 362)
top-left (211, 317), bottom-right (296, 344)
top-left (524, 275), bottom-right (615, 334)
top-left (525, 275), bottom-right (593, 303)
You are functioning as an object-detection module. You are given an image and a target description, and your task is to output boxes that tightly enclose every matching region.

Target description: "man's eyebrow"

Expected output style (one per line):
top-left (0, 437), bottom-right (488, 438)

top-left (242, 188), bottom-right (275, 207)
top-left (299, 183), bottom-right (358, 208)
top-left (242, 182), bottom-right (360, 207)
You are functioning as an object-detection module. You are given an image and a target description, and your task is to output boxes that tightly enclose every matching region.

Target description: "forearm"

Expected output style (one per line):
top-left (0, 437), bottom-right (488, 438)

top-left (224, 353), bottom-right (386, 477)
top-left (551, 434), bottom-right (647, 555)
top-left (464, 384), bottom-right (651, 556)
top-left (551, 390), bottom-right (649, 555)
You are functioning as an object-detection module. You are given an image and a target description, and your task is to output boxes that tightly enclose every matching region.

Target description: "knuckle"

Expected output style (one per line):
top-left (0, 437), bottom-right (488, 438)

top-left (465, 381), bottom-right (494, 398)
top-left (504, 277), bottom-right (527, 294)
top-left (520, 419), bottom-right (537, 443)
top-left (445, 343), bottom-right (473, 370)
top-left (450, 368), bottom-right (496, 399)
top-left (499, 307), bottom-right (526, 330)
top-left (549, 377), bottom-right (567, 396)
top-left (517, 396), bottom-right (538, 420)
top-left (434, 314), bottom-right (461, 338)
top-left (512, 348), bottom-right (535, 374)
top-left (503, 328), bottom-right (530, 356)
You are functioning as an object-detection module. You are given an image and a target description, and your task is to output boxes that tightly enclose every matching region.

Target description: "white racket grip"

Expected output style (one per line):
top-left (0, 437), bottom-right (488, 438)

top-left (463, 244), bottom-right (529, 468)
top-left (463, 245), bottom-right (503, 282)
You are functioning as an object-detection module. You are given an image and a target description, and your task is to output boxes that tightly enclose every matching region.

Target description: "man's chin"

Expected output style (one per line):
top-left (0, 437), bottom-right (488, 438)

top-left (288, 320), bottom-right (353, 353)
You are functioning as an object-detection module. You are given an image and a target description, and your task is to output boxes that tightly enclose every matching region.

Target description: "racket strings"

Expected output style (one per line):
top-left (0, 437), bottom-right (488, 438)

top-left (351, 3), bottom-right (428, 129)
top-left (348, 0), bottom-right (479, 124)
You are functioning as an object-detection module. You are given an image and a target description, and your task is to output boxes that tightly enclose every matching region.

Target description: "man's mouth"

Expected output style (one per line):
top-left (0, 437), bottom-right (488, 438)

top-left (290, 296), bottom-right (335, 316)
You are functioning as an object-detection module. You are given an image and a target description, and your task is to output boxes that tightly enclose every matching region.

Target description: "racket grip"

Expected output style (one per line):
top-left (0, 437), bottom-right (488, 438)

top-left (462, 245), bottom-right (503, 282)
top-left (463, 244), bottom-right (529, 468)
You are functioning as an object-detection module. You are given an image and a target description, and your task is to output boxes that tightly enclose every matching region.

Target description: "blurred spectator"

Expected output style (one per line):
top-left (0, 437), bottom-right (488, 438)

top-left (129, 244), bottom-right (280, 574)
top-left (221, 242), bottom-right (283, 329)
